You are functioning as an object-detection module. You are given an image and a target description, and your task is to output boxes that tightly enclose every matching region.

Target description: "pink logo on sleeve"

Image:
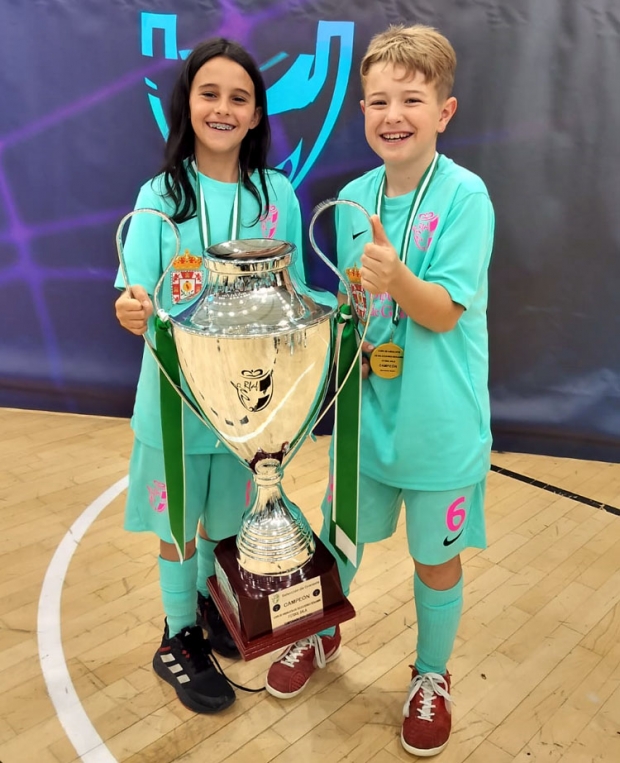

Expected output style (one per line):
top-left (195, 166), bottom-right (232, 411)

top-left (261, 205), bottom-right (279, 239)
top-left (413, 211), bottom-right (439, 251)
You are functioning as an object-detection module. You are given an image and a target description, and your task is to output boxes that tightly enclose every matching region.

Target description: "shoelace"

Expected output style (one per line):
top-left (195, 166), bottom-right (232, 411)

top-left (177, 625), bottom-right (265, 694)
top-left (208, 645), bottom-right (265, 694)
top-left (276, 634), bottom-right (327, 670)
top-left (402, 672), bottom-right (452, 721)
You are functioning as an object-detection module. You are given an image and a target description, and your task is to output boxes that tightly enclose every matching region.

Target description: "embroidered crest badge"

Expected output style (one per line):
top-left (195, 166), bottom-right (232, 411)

top-left (171, 250), bottom-right (203, 304)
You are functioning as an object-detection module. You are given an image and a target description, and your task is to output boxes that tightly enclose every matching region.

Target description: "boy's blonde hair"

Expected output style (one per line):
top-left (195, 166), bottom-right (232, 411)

top-left (360, 24), bottom-right (456, 101)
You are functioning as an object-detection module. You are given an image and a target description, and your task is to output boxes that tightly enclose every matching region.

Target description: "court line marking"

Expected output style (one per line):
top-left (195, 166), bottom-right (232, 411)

top-left (37, 476), bottom-right (128, 763)
top-left (490, 463), bottom-right (620, 516)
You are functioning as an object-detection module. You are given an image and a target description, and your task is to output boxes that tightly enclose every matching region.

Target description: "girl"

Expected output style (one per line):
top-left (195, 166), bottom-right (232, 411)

top-left (115, 38), bottom-right (305, 715)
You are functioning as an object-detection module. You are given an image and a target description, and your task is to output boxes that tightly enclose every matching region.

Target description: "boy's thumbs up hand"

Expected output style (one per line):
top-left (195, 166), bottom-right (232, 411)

top-left (370, 215), bottom-right (390, 246)
top-left (360, 215), bottom-right (402, 295)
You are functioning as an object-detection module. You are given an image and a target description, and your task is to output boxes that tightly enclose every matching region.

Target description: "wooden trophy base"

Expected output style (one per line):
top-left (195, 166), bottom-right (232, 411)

top-left (207, 533), bottom-right (355, 660)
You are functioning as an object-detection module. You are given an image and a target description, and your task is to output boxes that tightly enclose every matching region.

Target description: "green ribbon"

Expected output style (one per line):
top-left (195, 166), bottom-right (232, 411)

top-left (148, 162), bottom-right (240, 562)
top-left (154, 316), bottom-right (186, 561)
top-left (330, 302), bottom-right (361, 565)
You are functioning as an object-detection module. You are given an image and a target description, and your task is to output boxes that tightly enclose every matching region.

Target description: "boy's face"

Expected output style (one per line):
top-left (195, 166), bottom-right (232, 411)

top-left (361, 63), bottom-right (457, 170)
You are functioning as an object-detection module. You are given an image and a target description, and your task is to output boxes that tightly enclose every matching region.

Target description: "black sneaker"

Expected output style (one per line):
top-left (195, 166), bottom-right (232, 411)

top-left (153, 622), bottom-right (235, 714)
top-left (197, 592), bottom-right (241, 659)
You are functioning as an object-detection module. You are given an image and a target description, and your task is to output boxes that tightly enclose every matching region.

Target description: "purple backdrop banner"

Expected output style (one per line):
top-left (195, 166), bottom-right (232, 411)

top-left (1, 0), bottom-right (619, 462)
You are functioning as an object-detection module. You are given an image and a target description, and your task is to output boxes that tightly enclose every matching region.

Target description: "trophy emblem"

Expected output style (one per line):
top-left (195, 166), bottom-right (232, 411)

top-left (231, 368), bottom-right (274, 412)
top-left (116, 201), bottom-right (371, 659)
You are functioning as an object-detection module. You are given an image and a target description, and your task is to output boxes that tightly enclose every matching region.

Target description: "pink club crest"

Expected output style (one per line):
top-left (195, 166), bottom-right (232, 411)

top-left (261, 205), bottom-right (279, 239)
top-left (148, 480), bottom-right (167, 513)
top-left (413, 211), bottom-right (439, 251)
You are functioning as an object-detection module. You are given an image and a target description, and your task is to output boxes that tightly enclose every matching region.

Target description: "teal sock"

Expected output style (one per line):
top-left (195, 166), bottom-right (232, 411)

top-left (317, 521), bottom-right (364, 638)
top-left (196, 535), bottom-right (217, 598)
top-left (159, 553), bottom-right (198, 637)
top-left (414, 573), bottom-right (463, 675)
top-left (318, 626), bottom-right (337, 638)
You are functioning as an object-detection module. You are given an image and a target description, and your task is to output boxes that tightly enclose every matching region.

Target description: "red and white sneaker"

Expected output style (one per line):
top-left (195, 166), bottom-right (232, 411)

top-left (401, 668), bottom-right (453, 757)
top-left (265, 627), bottom-right (341, 699)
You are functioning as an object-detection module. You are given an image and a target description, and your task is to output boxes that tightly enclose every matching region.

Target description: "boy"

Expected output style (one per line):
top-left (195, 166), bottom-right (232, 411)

top-left (265, 25), bottom-right (494, 757)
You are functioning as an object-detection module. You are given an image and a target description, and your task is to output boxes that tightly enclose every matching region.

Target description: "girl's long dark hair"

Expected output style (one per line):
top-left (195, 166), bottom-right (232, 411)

top-left (159, 38), bottom-right (271, 224)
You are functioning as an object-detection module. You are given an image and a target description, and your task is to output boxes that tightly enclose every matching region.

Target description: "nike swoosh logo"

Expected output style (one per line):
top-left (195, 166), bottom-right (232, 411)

top-left (443, 529), bottom-right (464, 547)
top-left (352, 230), bottom-right (365, 240)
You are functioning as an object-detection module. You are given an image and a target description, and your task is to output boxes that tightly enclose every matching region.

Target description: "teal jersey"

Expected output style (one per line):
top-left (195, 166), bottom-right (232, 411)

top-left (115, 168), bottom-right (305, 454)
top-left (336, 155), bottom-right (495, 490)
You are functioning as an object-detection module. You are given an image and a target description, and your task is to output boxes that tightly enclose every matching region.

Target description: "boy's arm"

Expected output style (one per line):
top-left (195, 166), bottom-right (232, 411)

top-left (361, 193), bottom-right (494, 333)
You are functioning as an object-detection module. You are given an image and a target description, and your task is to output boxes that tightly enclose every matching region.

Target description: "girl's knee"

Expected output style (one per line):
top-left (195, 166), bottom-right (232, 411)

top-left (160, 538), bottom-right (196, 561)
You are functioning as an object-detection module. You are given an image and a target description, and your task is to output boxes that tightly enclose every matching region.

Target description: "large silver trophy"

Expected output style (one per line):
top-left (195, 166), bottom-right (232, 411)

top-left (117, 201), bottom-right (370, 659)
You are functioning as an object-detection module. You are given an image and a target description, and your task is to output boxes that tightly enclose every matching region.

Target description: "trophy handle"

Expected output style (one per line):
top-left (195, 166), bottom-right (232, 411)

top-left (308, 199), bottom-right (373, 423)
top-left (308, 198), bottom-right (372, 312)
top-left (115, 208), bottom-right (209, 425)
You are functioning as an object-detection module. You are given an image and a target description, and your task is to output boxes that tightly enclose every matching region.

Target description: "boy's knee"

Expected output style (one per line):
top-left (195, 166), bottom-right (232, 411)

top-left (414, 555), bottom-right (462, 590)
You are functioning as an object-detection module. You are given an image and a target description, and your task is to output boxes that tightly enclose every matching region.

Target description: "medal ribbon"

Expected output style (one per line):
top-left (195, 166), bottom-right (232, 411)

top-left (375, 152), bottom-right (439, 328)
top-left (190, 160), bottom-right (242, 248)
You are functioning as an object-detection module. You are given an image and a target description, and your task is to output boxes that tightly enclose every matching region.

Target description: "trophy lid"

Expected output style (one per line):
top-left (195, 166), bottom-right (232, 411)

top-left (174, 237), bottom-right (336, 337)
top-left (204, 239), bottom-right (293, 274)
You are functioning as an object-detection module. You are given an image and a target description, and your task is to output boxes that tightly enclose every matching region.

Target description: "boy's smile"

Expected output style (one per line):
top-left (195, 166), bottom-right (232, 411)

top-left (361, 64), bottom-right (456, 191)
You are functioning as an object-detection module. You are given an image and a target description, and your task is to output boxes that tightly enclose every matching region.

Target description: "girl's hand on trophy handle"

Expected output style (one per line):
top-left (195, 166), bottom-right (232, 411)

top-left (115, 285), bottom-right (153, 336)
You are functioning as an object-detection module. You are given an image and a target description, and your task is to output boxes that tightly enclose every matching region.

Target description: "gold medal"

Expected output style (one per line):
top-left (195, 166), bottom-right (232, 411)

top-left (370, 342), bottom-right (404, 379)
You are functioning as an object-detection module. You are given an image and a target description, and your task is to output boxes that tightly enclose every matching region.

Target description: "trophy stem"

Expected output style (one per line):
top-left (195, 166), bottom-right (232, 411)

top-left (236, 459), bottom-right (315, 576)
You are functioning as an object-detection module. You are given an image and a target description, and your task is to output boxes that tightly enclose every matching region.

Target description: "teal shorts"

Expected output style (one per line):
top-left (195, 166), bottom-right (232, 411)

top-left (322, 466), bottom-right (487, 566)
top-left (125, 439), bottom-right (253, 543)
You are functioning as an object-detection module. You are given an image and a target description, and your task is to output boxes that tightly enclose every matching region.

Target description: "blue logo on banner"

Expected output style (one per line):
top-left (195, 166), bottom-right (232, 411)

top-left (140, 13), bottom-right (354, 188)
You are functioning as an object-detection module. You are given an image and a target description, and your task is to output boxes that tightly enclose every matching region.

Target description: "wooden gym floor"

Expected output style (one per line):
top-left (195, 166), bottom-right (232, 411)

top-left (1, 407), bottom-right (620, 763)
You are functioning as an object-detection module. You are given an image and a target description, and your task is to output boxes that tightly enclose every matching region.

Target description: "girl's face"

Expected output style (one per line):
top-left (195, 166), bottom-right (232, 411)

top-left (189, 56), bottom-right (261, 164)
